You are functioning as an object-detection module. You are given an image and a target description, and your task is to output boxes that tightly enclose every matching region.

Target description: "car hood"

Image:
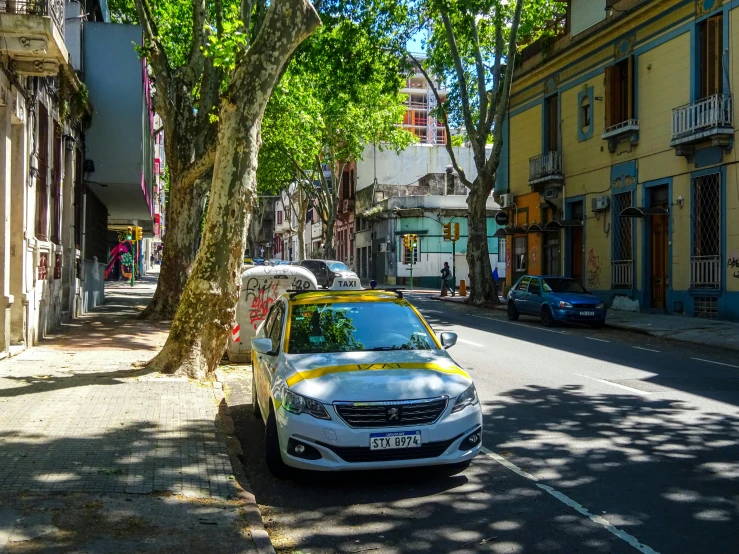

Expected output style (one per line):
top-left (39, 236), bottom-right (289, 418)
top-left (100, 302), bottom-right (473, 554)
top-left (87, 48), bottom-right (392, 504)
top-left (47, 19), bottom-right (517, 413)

top-left (282, 350), bottom-right (472, 403)
top-left (549, 292), bottom-right (602, 305)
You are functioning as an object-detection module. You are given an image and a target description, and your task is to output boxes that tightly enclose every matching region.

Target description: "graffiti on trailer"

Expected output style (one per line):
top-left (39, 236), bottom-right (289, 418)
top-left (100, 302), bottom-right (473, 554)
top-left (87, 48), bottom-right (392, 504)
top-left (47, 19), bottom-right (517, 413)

top-left (586, 249), bottom-right (601, 288)
top-left (245, 278), bottom-right (281, 329)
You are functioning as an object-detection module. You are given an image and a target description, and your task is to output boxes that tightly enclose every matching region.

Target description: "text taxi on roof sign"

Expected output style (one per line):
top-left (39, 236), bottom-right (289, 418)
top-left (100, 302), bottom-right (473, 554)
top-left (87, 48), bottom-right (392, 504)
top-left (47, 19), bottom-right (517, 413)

top-left (329, 278), bottom-right (364, 290)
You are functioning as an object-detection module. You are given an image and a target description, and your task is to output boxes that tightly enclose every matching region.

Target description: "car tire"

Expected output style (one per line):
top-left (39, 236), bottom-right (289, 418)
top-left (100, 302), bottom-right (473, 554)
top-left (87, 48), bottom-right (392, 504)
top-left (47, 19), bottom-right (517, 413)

top-left (591, 319), bottom-right (606, 329)
top-left (507, 301), bottom-right (519, 321)
top-left (251, 366), bottom-right (261, 419)
top-left (265, 406), bottom-right (291, 479)
top-left (541, 306), bottom-right (555, 327)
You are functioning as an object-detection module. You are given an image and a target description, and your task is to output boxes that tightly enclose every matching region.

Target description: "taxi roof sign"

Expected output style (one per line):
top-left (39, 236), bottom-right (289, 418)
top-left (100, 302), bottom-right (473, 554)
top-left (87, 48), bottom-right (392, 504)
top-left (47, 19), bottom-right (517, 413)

top-left (330, 278), bottom-right (364, 291)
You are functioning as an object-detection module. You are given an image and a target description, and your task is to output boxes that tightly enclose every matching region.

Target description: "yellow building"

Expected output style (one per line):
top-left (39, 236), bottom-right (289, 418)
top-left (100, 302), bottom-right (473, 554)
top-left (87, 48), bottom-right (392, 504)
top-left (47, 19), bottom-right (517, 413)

top-left (498, 0), bottom-right (739, 319)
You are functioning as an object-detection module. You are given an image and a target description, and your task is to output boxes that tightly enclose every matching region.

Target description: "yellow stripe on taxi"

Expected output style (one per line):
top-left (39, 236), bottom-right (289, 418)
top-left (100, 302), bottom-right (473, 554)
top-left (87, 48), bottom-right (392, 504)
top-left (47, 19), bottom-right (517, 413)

top-left (285, 362), bottom-right (471, 387)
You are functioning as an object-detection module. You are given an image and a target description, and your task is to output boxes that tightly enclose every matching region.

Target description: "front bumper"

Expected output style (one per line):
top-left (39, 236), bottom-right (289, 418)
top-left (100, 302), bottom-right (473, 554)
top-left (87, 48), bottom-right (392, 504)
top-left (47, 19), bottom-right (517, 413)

top-left (552, 307), bottom-right (607, 323)
top-left (274, 402), bottom-right (483, 471)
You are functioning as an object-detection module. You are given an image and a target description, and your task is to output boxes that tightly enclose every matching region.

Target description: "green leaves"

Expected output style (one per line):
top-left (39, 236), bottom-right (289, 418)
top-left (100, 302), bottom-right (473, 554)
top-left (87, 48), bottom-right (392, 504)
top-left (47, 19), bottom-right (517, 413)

top-left (203, 19), bottom-right (247, 71)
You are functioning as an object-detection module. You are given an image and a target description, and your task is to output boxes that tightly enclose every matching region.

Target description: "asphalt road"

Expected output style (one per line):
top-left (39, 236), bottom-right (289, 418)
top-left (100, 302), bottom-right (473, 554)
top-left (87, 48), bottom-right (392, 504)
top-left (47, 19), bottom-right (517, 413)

top-left (230, 293), bottom-right (739, 554)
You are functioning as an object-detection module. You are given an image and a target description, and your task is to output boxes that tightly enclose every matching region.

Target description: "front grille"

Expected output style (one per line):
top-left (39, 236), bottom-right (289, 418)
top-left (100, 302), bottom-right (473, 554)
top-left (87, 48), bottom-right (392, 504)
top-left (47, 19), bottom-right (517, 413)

top-left (317, 434), bottom-right (460, 463)
top-left (574, 303), bottom-right (598, 309)
top-left (334, 397), bottom-right (448, 428)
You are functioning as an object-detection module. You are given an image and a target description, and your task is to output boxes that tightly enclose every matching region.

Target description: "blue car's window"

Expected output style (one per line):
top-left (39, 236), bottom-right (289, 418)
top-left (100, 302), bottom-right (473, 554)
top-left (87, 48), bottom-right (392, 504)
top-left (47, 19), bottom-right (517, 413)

top-left (543, 278), bottom-right (587, 293)
top-left (288, 301), bottom-right (436, 354)
top-left (528, 278), bottom-right (541, 295)
top-left (517, 276), bottom-right (531, 291)
top-left (327, 262), bottom-right (349, 272)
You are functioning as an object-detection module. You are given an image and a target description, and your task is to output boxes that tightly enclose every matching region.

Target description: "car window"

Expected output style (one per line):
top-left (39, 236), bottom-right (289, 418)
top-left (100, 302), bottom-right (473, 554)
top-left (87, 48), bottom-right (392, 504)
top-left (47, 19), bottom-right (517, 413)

top-left (543, 278), bottom-right (587, 293)
top-left (528, 278), bottom-right (541, 295)
top-left (302, 261), bottom-right (315, 270)
top-left (287, 300), bottom-right (436, 354)
top-left (327, 262), bottom-right (349, 272)
top-left (516, 276), bottom-right (531, 291)
top-left (262, 305), bottom-right (278, 336)
top-left (268, 303), bottom-right (285, 353)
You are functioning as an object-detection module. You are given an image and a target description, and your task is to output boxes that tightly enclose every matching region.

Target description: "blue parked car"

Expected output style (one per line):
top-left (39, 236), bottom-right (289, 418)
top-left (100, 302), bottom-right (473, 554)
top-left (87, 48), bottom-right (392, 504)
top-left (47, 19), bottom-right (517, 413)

top-left (507, 275), bottom-right (607, 328)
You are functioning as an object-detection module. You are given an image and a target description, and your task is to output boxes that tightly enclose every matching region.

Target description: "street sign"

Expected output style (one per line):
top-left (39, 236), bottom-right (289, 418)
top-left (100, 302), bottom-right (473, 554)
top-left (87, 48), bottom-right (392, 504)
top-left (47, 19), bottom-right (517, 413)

top-left (495, 212), bottom-right (509, 226)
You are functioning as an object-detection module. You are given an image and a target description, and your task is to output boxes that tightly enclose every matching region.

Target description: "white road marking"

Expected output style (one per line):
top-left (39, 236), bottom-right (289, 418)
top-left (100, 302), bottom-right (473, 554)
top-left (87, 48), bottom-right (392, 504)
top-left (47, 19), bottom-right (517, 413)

top-left (586, 337), bottom-right (610, 343)
top-left (633, 346), bottom-right (661, 353)
top-left (469, 315), bottom-right (567, 334)
top-left (480, 447), bottom-right (659, 554)
top-left (419, 309), bottom-right (444, 314)
top-left (574, 374), bottom-right (651, 396)
top-left (457, 338), bottom-right (485, 347)
top-left (690, 357), bottom-right (739, 369)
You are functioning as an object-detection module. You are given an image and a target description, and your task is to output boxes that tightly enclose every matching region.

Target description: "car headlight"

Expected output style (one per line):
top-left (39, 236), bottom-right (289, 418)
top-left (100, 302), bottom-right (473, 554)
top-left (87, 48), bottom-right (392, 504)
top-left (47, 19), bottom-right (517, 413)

top-left (452, 384), bottom-right (479, 413)
top-left (276, 386), bottom-right (331, 420)
top-left (559, 301), bottom-right (573, 308)
top-left (596, 302), bottom-right (606, 309)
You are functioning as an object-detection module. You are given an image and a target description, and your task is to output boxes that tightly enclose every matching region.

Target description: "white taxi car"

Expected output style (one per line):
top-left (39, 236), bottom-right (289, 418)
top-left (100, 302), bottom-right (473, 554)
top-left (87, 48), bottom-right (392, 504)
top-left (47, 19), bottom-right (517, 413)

top-left (250, 278), bottom-right (482, 477)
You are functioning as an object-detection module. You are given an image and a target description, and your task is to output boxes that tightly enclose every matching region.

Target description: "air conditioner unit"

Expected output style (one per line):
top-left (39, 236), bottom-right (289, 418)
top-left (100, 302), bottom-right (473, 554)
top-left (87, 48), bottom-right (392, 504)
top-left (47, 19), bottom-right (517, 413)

top-left (591, 196), bottom-right (610, 212)
top-left (499, 193), bottom-right (513, 209)
top-left (544, 188), bottom-right (558, 200)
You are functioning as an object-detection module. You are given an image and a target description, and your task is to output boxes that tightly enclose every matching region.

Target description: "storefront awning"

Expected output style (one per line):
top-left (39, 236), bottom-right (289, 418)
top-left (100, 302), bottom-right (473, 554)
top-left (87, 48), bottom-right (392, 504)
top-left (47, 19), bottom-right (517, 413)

top-left (492, 228), bottom-right (510, 238)
top-left (509, 226), bottom-right (527, 235)
top-left (527, 223), bottom-right (543, 233)
top-left (544, 220), bottom-right (583, 230)
top-left (619, 207), bottom-right (669, 218)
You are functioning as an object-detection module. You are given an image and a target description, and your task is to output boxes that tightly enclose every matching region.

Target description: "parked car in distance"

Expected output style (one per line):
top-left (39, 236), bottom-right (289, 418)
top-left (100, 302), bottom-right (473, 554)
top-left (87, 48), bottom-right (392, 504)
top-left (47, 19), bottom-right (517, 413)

top-left (252, 258), bottom-right (265, 266)
top-left (299, 259), bottom-right (358, 289)
top-left (507, 275), bottom-right (607, 328)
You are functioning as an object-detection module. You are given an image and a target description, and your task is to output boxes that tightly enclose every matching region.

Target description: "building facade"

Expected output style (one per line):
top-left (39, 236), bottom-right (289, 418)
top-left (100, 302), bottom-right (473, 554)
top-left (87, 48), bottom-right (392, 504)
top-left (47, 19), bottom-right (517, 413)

top-left (500, 0), bottom-right (739, 319)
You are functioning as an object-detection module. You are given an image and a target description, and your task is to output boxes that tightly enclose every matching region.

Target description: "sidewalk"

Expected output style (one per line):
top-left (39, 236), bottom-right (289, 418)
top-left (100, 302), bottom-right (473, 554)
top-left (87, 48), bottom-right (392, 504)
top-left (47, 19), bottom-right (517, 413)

top-left (0, 269), bottom-right (270, 553)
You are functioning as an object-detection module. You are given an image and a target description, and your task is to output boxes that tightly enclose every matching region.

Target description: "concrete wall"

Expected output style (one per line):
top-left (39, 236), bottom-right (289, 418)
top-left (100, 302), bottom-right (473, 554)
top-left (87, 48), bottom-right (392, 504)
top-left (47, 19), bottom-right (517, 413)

top-left (65, 1), bottom-right (84, 72)
top-left (356, 144), bottom-right (486, 191)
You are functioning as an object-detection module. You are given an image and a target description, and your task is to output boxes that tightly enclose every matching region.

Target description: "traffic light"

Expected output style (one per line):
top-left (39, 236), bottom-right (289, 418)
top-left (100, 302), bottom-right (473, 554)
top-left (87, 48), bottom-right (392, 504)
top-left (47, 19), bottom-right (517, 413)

top-left (404, 234), bottom-right (410, 249)
top-left (411, 234), bottom-right (418, 248)
top-left (125, 226), bottom-right (133, 240)
top-left (443, 222), bottom-right (451, 241)
top-left (136, 227), bottom-right (143, 241)
top-left (453, 222), bottom-right (460, 241)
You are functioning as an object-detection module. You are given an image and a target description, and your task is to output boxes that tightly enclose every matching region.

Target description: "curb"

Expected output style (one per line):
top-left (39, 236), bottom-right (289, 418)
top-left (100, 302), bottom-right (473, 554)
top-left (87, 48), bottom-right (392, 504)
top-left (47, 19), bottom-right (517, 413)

top-left (212, 379), bottom-right (276, 554)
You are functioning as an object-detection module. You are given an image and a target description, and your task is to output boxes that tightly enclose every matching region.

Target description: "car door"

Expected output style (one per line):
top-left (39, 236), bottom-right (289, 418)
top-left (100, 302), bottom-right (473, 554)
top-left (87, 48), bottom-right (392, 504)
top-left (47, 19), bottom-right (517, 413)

top-left (255, 302), bottom-right (285, 417)
top-left (526, 277), bottom-right (543, 314)
top-left (512, 276), bottom-right (532, 314)
top-left (315, 262), bottom-right (329, 286)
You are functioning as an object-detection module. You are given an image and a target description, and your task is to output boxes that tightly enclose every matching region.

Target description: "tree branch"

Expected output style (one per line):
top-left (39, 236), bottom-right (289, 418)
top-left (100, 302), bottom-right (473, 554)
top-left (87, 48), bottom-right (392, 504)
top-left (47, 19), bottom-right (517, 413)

top-left (181, 0), bottom-right (207, 87)
top-left (470, 14), bottom-right (488, 146)
top-left (439, 6), bottom-right (477, 146)
top-left (180, 145), bottom-right (217, 187)
top-left (485, 0), bottom-right (524, 178)
top-left (487, 5), bottom-right (504, 134)
top-left (408, 51), bottom-right (471, 188)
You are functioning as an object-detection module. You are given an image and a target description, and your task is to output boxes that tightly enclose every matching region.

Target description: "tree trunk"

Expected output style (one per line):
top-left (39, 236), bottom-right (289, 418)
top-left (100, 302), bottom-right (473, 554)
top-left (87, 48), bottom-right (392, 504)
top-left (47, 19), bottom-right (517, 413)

top-left (297, 195), bottom-right (307, 262)
top-left (139, 175), bottom-right (209, 319)
top-left (466, 176), bottom-right (496, 306)
top-left (146, 0), bottom-right (321, 378)
top-left (324, 216), bottom-right (335, 259)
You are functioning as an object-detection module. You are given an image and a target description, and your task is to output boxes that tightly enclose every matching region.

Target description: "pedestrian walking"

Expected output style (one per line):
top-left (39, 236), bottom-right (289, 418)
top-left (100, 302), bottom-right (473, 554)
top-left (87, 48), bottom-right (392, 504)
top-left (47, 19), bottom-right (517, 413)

top-left (492, 266), bottom-right (499, 299)
top-left (440, 262), bottom-right (454, 296)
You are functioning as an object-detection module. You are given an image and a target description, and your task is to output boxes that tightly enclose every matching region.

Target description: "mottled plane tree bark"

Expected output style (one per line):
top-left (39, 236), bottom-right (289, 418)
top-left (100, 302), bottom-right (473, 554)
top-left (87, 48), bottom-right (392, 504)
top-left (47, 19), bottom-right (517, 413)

top-left (147, 0), bottom-right (321, 378)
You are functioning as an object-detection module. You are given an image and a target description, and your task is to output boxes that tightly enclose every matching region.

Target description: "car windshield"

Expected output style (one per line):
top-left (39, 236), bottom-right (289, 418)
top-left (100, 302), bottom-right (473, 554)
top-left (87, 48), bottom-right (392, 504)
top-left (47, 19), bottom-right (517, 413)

top-left (288, 300), bottom-right (436, 354)
top-left (327, 262), bottom-right (350, 272)
top-left (543, 278), bottom-right (587, 294)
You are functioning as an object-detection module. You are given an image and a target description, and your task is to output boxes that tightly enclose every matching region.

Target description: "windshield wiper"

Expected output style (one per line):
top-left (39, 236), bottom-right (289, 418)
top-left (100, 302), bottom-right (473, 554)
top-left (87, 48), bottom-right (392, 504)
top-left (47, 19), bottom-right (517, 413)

top-left (364, 346), bottom-right (402, 351)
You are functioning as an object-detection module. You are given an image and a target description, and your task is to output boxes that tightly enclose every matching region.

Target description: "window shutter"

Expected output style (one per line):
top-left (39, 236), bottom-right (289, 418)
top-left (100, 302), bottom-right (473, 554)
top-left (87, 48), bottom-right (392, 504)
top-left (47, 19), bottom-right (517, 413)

top-left (627, 55), bottom-right (634, 119)
top-left (604, 65), bottom-right (613, 128)
top-left (705, 15), bottom-right (722, 96)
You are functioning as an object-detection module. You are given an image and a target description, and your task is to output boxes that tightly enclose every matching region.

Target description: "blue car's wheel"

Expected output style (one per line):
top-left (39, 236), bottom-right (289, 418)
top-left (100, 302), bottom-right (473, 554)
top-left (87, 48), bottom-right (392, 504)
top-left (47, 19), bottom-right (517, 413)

top-left (541, 306), bottom-right (555, 327)
top-left (507, 301), bottom-right (519, 321)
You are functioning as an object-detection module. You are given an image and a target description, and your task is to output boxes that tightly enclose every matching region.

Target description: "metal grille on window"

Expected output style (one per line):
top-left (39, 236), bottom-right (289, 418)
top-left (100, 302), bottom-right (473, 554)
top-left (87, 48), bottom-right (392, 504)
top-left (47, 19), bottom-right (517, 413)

top-left (514, 237), bottom-right (526, 271)
top-left (403, 244), bottom-right (418, 265)
top-left (611, 192), bottom-right (633, 287)
top-left (694, 296), bottom-right (719, 318)
top-left (691, 172), bottom-right (720, 288)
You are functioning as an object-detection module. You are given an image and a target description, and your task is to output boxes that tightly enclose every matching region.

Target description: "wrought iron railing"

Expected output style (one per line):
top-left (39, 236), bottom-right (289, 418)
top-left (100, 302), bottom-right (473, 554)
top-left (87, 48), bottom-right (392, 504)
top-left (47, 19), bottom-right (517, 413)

top-left (690, 255), bottom-right (721, 288)
top-left (529, 151), bottom-right (562, 182)
top-left (0, 0), bottom-right (64, 36)
top-left (672, 94), bottom-right (733, 140)
top-left (611, 260), bottom-right (633, 287)
top-left (602, 118), bottom-right (640, 138)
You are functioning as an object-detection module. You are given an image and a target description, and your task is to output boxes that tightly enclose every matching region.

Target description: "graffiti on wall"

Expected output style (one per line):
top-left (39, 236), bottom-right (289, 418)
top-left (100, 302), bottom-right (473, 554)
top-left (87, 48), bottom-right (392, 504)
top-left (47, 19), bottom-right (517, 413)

top-left (587, 249), bottom-right (601, 288)
top-left (244, 278), bottom-right (281, 329)
top-left (728, 250), bottom-right (739, 279)
top-left (105, 241), bottom-right (134, 280)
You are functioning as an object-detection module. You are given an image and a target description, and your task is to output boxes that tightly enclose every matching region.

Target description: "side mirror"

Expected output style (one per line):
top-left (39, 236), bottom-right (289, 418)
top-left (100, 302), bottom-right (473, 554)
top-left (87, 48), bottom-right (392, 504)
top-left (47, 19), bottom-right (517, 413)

top-left (439, 332), bottom-right (458, 350)
top-left (252, 338), bottom-right (275, 355)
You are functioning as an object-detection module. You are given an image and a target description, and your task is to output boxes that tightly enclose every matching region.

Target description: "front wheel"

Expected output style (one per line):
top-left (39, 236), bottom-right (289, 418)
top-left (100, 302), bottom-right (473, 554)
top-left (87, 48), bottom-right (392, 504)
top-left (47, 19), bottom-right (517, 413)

top-left (265, 407), bottom-right (291, 479)
top-left (507, 301), bottom-right (519, 321)
top-left (541, 306), bottom-right (555, 327)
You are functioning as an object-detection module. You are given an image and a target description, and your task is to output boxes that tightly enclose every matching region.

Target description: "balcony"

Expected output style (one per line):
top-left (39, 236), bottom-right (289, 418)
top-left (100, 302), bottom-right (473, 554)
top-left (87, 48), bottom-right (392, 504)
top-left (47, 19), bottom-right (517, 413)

top-left (671, 95), bottom-right (733, 160)
top-left (601, 119), bottom-right (640, 153)
top-left (0, 0), bottom-right (68, 76)
top-left (528, 151), bottom-right (563, 190)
